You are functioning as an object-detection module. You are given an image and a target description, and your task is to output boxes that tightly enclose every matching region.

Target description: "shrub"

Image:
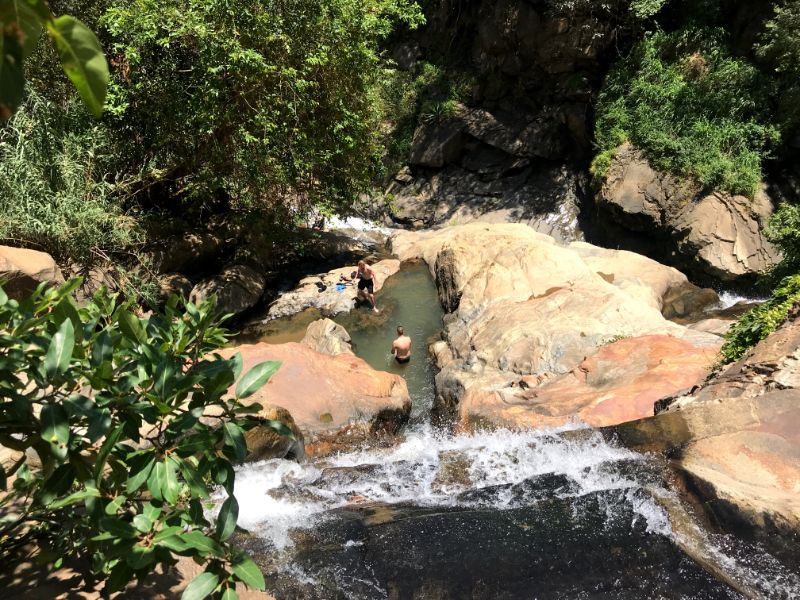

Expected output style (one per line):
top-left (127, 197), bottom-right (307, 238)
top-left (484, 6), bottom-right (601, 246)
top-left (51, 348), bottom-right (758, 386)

top-left (0, 280), bottom-right (290, 598)
top-left (764, 201), bottom-right (800, 281)
top-left (101, 0), bottom-right (424, 215)
top-left (720, 274), bottom-right (800, 363)
top-left (593, 28), bottom-right (779, 197)
top-left (0, 92), bottom-right (139, 264)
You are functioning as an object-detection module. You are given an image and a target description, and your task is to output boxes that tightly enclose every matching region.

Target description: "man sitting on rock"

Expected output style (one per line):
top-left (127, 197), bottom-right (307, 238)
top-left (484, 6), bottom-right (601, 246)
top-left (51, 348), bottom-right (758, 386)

top-left (391, 325), bottom-right (412, 364)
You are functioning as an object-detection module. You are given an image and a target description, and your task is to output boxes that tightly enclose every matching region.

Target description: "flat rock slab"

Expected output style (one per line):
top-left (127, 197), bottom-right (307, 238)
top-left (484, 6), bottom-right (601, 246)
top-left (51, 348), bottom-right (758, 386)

top-left (458, 335), bottom-right (720, 430)
top-left (266, 259), bottom-right (400, 319)
top-left (612, 389), bottom-right (800, 541)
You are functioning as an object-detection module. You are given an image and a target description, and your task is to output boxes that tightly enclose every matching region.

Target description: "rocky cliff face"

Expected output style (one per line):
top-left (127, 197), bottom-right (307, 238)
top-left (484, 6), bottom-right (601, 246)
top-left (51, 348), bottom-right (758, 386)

top-left (385, 0), bottom-right (628, 239)
top-left (594, 143), bottom-right (781, 282)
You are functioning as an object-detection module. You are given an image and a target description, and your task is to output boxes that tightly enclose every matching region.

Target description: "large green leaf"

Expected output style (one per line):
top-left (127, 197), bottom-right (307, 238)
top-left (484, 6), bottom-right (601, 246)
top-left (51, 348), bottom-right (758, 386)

top-left (162, 456), bottom-right (180, 504)
top-left (94, 424), bottom-right (123, 479)
top-left (44, 318), bottom-right (74, 377)
top-left (235, 361), bottom-right (281, 399)
top-left (223, 422), bottom-right (246, 462)
top-left (146, 460), bottom-right (167, 501)
top-left (40, 403), bottom-right (69, 446)
top-left (232, 556), bottom-right (266, 590)
top-left (117, 310), bottom-right (147, 345)
top-left (180, 530), bottom-right (224, 556)
top-left (181, 571), bottom-right (219, 600)
top-left (47, 16), bottom-right (108, 117)
top-left (215, 495), bottom-right (238, 541)
top-left (91, 329), bottom-right (113, 366)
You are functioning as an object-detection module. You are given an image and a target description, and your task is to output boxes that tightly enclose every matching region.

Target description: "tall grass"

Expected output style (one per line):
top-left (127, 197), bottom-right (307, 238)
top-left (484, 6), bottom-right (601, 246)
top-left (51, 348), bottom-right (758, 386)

top-left (0, 92), bottom-right (139, 264)
top-left (593, 28), bottom-right (778, 197)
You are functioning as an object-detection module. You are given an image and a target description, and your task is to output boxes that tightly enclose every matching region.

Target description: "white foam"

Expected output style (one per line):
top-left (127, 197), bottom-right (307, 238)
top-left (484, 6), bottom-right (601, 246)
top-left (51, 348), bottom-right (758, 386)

top-left (325, 215), bottom-right (392, 235)
top-left (717, 290), bottom-right (764, 309)
top-left (230, 425), bottom-right (666, 547)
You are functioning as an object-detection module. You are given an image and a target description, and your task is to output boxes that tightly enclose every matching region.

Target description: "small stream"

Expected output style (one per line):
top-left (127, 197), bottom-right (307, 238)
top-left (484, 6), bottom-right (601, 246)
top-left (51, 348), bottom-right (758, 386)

top-left (229, 262), bottom-right (800, 599)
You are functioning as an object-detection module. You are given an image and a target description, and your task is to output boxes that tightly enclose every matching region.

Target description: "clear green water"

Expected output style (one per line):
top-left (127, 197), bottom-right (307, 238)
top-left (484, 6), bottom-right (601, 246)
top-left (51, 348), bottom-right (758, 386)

top-left (250, 262), bottom-right (443, 420)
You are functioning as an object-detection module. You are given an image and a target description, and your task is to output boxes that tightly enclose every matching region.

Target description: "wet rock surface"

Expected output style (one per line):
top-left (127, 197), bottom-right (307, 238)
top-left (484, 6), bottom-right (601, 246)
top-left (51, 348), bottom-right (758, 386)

top-left (245, 493), bottom-right (738, 600)
top-left (387, 161), bottom-right (586, 243)
top-left (612, 305), bottom-right (800, 551)
top-left (266, 259), bottom-right (400, 319)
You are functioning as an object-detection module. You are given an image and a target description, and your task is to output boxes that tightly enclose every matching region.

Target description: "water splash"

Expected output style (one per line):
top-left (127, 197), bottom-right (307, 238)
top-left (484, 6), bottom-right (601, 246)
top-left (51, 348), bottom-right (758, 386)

top-left (231, 425), bottom-right (667, 547)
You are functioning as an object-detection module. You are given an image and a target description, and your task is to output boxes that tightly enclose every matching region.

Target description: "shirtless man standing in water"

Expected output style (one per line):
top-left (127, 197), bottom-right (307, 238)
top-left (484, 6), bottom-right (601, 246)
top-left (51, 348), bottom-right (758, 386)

top-left (354, 260), bottom-right (379, 313)
top-left (391, 326), bottom-right (412, 364)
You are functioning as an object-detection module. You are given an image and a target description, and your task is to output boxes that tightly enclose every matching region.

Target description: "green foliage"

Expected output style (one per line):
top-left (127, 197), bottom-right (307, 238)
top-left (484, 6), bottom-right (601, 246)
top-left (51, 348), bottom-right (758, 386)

top-left (757, 0), bottom-right (800, 76)
top-left (0, 0), bottom-right (108, 119)
top-left (594, 28), bottom-right (779, 197)
top-left (756, 0), bottom-right (800, 136)
top-left (0, 91), bottom-right (138, 263)
top-left (100, 0), bottom-right (423, 214)
top-left (765, 202), bottom-right (800, 280)
top-left (379, 61), bottom-right (474, 170)
top-left (0, 280), bottom-right (286, 597)
top-left (721, 275), bottom-right (800, 363)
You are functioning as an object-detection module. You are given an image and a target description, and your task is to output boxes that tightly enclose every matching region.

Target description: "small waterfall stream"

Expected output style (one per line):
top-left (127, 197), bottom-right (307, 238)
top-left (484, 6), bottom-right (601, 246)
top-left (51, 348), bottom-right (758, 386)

top-left (229, 262), bottom-right (800, 599)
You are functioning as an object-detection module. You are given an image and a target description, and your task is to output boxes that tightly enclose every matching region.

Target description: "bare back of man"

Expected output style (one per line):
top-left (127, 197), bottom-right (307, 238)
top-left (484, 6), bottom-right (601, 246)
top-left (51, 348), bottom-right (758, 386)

top-left (391, 326), bottom-right (412, 364)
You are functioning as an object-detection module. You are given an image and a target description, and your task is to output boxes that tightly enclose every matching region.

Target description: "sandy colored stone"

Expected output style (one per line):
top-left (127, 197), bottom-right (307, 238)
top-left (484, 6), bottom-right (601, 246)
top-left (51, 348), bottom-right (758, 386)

top-left (244, 404), bottom-right (305, 461)
top-left (0, 245), bottom-right (64, 299)
top-left (219, 342), bottom-right (410, 442)
top-left (598, 143), bottom-right (780, 281)
top-left (266, 259), bottom-right (400, 319)
top-left (611, 389), bottom-right (800, 539)
top-left (301, 318), bottom-right (353, 356)
top-left (391, 223), bottom-right (720, 430)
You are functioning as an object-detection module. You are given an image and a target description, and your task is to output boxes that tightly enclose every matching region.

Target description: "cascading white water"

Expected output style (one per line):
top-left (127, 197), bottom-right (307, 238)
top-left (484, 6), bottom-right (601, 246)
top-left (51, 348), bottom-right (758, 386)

top-left (231, 425), bottom-right (670, 548)
top-left (225, 424), bottom-right (800, 599)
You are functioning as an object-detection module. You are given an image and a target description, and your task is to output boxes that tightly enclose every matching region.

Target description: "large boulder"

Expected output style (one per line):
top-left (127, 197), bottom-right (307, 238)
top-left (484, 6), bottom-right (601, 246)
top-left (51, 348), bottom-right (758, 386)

top-left (301, 318), bottom-right (353, 356)
top-left (596, 143), bottom-right (780, 282)
top-left (190, 265), bottom-right (265, 316)
top-left (0, 246), bottom-right (64, 299)
top-left (266, 259), bottom-right (400, 319)
top-left (611, 302), bottom-right (800, 548)
top-left (390, 223), bottom-right (721, 429)
top-left (219, 342), bottom-right (411, 455)
top-left (612, 390), bottom-right (800, 546)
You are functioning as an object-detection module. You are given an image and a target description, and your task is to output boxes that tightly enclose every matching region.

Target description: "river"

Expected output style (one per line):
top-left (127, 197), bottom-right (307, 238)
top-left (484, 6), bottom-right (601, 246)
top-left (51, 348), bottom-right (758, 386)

top-left (228, 262), bottom-right (800, 599)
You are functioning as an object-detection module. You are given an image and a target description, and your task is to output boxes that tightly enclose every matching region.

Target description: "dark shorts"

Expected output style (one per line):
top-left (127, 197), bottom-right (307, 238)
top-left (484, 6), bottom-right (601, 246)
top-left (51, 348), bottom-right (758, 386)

top-left (357, 278), bottom-right (374, 294)
top-left (395, 355), bottom-right (410, 364)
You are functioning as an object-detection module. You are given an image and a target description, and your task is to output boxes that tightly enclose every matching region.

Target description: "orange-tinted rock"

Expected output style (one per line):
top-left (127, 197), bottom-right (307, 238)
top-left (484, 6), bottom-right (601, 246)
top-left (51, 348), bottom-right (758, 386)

top-left (458, 335), bottom-right (720, 430)
top-left (219, 342), bottom-right (410, 449)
